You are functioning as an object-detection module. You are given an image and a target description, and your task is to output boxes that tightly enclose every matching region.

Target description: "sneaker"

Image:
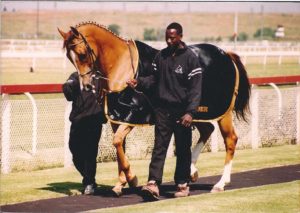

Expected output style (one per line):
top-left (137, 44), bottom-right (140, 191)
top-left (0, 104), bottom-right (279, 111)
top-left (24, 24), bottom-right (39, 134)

top-left (84, 184), bottom-right (96, 195)
top-left (174, 183), bottom-right (190, 198)
top-left (141, 180), bottom-right (160, 201)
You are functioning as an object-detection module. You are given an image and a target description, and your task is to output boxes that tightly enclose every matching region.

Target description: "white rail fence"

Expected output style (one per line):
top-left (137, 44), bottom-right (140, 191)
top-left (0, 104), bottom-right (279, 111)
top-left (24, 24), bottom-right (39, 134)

top-left (1, 40), bottom-right (300, 72)
top-left (1, 84), bottom-right (300, 174)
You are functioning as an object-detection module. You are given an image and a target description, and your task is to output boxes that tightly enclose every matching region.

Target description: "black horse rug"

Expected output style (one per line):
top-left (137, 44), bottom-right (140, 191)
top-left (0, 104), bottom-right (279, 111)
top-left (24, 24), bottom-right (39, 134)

top-left (105, 44), bottom-right (238, 126)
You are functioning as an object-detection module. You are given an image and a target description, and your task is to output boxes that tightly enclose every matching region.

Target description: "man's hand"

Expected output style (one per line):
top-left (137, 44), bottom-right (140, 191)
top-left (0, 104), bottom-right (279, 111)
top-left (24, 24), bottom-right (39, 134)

top-left (126, 79), bottom-right (138, 88)
top-left (178, 113), bottom-right (193, 127)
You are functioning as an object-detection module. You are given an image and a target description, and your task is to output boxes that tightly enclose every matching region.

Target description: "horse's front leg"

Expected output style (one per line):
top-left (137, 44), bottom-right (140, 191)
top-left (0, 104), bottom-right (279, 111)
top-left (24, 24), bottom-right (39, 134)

top-left (111, 123), bottom-right (138, 196)
top-left (190, 122), bottom-right (215, 182)
top-left (211, 112), bottom-right (238, 192)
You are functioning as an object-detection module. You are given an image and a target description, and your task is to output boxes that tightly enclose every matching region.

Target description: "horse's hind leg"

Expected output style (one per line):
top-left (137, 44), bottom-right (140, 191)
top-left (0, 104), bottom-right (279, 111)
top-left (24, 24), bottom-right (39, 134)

top-left (211, 112), bottom-right (238, 192)
top-left (111, 123), bottom-right (138, 196)
top-left (190, 122), bottom-right (215, 182)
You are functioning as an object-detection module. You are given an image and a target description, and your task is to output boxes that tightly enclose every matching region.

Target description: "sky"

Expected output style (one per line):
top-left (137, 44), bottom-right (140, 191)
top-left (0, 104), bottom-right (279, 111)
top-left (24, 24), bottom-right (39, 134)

top-left (1, 1), bottom-right (300, 14)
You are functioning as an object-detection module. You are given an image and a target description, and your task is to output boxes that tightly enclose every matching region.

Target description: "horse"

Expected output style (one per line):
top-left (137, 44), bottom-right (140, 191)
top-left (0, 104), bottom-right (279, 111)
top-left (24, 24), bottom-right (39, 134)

top-left (58, 22), bottom-right (250, 195)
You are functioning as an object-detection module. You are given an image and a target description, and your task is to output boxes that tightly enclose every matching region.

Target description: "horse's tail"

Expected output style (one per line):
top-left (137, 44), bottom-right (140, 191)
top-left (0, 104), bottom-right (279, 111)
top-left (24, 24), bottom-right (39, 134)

top-left (227, 52), bottom-right (251, 122)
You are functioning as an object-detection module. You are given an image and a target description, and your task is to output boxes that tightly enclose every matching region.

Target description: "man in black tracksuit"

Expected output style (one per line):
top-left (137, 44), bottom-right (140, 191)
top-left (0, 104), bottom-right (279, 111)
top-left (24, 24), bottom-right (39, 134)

top-left (63, 72), bottom-right (106, 195)
top-left (127, 22), bottom-right (202, 200)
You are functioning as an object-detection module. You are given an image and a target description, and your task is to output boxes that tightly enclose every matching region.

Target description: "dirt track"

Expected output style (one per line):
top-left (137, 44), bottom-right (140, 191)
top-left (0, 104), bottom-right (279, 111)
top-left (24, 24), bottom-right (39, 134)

top-left (1, 164), bottom-right (300, 212)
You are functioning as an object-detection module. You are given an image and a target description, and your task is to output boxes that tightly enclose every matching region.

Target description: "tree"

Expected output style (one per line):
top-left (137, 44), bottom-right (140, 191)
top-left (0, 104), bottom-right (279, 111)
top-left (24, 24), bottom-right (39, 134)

top-left (253, 27), bottom-right (275, 39)
top-left (216, 36), bottom-right (222, 42)
top-left (156, 28), bottom-right (165, 41)
top-left (238, 32), bottom-right (248, 41)
top-left (108, 24), bottom-right (121, 35)
top-left (143, 28), bottom-right (157, 41)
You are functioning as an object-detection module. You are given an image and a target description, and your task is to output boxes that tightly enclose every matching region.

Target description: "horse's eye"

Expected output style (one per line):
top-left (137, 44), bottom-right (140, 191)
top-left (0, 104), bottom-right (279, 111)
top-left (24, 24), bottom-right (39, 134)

top-left (78, 53), bottom-right (87, 61)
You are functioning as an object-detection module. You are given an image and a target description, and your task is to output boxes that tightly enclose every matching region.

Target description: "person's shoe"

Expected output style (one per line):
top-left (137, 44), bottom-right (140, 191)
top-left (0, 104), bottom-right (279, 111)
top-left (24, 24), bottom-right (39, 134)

top-left (140, 180), bottom-right (160, 201)
top-left (84, 184), bottom-right (96, 195)
top-left (174, 183), bottom-right (190, 198)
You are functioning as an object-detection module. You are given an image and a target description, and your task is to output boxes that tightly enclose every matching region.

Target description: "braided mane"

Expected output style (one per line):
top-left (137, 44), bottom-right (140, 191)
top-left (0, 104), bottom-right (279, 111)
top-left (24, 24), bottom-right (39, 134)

top-left (75, 21), bottom-right (129, 42)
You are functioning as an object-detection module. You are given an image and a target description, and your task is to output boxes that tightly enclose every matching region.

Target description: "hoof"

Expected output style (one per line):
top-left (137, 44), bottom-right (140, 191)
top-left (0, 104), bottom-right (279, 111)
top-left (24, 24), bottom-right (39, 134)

top-left (128, 175), bottom-right (138, 188)
top-left (112, 188), bottom-right (122, 197)
top-left (112, 182), bottom-right (126, 197)
top-left (225, 182), bottom-right (231, 186)
top-left (210, 187), bottom-right (224, 193)
top-left (190, 170), bottom-right (199, 182)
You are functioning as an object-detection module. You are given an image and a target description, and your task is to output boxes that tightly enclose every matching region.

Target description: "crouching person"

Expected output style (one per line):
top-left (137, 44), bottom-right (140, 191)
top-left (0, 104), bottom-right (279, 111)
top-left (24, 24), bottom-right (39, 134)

top-left (63, 72), bottom-right (106, 195)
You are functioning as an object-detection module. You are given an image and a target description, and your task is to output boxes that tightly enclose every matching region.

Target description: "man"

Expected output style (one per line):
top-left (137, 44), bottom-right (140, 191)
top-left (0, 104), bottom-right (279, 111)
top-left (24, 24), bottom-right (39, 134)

top-left (127, 22), bottom-right (203, 200)
top-left (63, 72), bottom-right (106, 195)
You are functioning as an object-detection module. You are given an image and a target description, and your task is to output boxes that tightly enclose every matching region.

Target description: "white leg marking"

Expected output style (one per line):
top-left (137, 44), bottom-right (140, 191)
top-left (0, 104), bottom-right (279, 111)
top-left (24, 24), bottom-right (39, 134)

top-left (212, 160), bottom-right (233, 192)
top-left (190, 163), bottom-right (197, 175)
top-left (191, 141), bottom-right (205, 164)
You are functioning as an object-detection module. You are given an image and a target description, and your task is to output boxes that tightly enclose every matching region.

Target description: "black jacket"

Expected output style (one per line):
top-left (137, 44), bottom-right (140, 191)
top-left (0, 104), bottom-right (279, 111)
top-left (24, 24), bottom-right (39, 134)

top-left (62, 72), bottom-right (106, 125)
top-left (137, 43), bottom-right (203, 117)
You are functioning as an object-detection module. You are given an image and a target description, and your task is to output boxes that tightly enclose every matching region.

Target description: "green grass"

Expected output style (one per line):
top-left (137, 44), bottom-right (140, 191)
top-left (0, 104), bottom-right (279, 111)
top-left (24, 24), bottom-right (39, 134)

top-left (1, 145), bottom-right (299, 206)
top-left (246, 63), bottom-right (300, 77)
top-left (89, 181), bottom-right (300, 213)
top-left (1, 71), bottom-right (72, 85)
top-left (1, 62), bottom-right (299, 85)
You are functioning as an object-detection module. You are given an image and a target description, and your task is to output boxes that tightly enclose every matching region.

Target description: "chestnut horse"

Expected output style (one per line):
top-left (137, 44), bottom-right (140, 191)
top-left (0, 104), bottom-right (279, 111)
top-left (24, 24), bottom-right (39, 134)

top-left (58, 22), bottom-right (250, 195)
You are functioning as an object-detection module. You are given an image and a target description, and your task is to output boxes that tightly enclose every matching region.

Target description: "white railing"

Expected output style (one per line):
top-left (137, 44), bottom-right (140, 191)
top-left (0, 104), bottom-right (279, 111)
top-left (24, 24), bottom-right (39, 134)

top-left (1, 40), bottom-right (300, 71)
top-left (1, 39), bottom-right (300, 52)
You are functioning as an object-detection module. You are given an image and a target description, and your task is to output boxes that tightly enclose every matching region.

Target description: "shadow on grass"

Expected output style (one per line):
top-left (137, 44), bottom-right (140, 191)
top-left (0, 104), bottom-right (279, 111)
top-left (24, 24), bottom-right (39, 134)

top-left (39, 182), bottom-right (114, 196)
top-left (159, 183), bottom-right (214, 198)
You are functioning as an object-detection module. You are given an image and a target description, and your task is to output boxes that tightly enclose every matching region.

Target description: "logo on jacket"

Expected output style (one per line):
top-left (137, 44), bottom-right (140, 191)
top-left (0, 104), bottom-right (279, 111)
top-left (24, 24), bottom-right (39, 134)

top-left (174, 65), bottom-right (183, 74)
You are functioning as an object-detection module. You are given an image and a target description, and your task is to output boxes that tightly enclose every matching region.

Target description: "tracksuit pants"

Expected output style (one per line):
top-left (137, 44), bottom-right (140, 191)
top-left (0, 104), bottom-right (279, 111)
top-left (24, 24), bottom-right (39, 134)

top-left (148, 107), bottom-right (192, 185)
top-left (69, 120), bottom-right (102, 186)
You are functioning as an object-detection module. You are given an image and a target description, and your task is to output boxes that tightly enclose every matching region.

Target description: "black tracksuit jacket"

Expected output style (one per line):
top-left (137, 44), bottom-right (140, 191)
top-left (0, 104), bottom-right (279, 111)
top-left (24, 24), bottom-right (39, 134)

top-left (62, 72), bottom-right (106, 126)
top-left (137, 43), bottom-right (203, 117)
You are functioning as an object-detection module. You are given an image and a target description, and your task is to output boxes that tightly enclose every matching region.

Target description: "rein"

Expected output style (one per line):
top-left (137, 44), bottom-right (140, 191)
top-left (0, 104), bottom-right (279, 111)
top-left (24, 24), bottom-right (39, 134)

top-left (67, 28), bottom-right (137, 96)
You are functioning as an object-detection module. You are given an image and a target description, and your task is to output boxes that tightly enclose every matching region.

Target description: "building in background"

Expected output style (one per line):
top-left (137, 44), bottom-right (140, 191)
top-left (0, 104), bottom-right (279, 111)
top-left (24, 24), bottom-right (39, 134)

top-left (275, 25), bottom-right (285, 39)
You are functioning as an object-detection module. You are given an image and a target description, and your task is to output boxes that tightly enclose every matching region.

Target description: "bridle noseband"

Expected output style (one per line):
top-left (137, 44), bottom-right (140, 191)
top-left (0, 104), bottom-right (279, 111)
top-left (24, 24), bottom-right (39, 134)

top-left (67, 31), bottom-right (102, 78)
top-left (66, 27), bottom-right (136, 94)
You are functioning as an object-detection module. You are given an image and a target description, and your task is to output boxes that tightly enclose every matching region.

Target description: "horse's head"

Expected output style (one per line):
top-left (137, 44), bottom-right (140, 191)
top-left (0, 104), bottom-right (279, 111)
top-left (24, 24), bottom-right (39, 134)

top-left (58, 26), bottom-right (99, 91)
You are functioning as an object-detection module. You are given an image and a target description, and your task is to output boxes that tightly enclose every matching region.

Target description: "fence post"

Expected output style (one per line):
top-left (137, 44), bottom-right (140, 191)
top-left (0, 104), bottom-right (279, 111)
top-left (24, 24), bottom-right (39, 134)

top-left (268, 83), bottom-right (282, 119)
top-left (1, 94), bottom-right (11, 174)
top-left (263, 54), bottom-right (267, 66)
top-left (251, 85), bottom-right (259, 149)
top-left (278, 55), bottom-right (282, 65)
top-left (64, 101), bottom-right (72, 168)
top-left (32, 57), bottom-right (36, 70)
top-left (24, 92), bottom-right (37, 155)
top-left (297, 82), bottom-right (300, 145)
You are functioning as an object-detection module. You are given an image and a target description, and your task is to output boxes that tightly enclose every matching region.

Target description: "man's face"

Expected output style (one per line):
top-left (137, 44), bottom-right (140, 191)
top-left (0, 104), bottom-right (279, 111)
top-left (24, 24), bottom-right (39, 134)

top-left (165, 28), bottom-right (182, 50)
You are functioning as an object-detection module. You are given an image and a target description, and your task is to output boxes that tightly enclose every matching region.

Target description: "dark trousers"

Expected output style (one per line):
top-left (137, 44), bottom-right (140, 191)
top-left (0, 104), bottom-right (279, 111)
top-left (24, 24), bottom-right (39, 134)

top-left (148, 107), bottom-right (192, 185)
top-left (69, 120), bottom-right (102, 186)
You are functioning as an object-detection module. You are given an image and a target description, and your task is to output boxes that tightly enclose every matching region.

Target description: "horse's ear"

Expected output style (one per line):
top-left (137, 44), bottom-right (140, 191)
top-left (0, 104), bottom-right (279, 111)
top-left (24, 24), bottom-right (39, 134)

top-left (57, 27), bottom-right (67, 40)
top-left (70, 26), bottom-right (80, 37)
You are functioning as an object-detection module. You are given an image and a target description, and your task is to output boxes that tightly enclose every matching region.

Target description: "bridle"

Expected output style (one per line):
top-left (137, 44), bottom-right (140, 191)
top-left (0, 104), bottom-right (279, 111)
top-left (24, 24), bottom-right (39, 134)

top-left (66, 28), bottom-right (136, 92)
top-left (67, 30), bottom-right (102, 78)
